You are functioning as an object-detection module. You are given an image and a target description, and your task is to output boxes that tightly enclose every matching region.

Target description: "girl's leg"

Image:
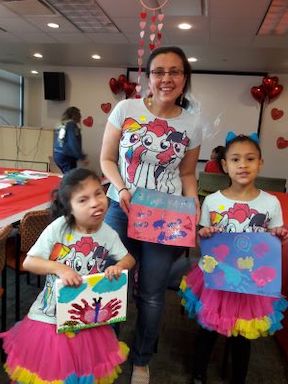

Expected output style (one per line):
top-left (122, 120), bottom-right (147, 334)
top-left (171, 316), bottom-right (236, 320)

top-left (193, 328), bottom-right (218, 383)
top-left (132, 241), bottom-right (182, 366)
top-left (230, 336), bottom-right (251, 384)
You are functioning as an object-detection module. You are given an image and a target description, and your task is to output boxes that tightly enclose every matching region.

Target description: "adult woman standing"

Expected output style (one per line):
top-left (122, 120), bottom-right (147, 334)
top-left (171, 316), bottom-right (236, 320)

top-left (100, 46), bottom-right (202, 384)
top-left (53, 106), bottom-right (88, 173)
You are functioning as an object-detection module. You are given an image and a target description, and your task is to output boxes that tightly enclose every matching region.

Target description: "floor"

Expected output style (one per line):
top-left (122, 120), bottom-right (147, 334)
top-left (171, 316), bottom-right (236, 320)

top-left (1, 265), bottom-right (288, 384)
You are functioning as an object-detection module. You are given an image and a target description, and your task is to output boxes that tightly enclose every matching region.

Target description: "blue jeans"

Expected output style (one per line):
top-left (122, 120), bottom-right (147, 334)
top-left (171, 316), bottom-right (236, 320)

top-left (105, 200), bottom-right (183, 365)
top-left (53, 152), bottom-right (77, 173)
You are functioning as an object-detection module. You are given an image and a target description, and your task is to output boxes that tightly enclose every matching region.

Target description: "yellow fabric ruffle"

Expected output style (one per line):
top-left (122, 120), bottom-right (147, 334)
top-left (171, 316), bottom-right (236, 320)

top-left (232, 316), bottom-right (271, 339)
top-left (5, 341), bottom-right (129, 384)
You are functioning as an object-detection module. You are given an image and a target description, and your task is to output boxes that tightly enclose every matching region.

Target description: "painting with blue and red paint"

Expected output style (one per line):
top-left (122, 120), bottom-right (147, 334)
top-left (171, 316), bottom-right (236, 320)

top-left (128, 187), bottom-right (196, 247)
top-left (200, 232), bottom-right (281, 297)
top-left (56, 271), bottom-right (128, 333)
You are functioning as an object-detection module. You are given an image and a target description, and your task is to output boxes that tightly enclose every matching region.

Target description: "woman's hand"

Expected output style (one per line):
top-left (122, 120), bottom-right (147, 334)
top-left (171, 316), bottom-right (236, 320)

top-left (269, 226), bottom-right (288, 241)
top-left (199, 226), bottom-right (222, 238)
top-left (119, 188), bottom-right (131, 216)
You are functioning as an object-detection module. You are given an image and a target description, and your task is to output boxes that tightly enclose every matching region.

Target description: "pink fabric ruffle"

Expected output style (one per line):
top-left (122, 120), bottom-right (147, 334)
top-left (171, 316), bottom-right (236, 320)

top-left (1, 317), bottom-right (128, 382)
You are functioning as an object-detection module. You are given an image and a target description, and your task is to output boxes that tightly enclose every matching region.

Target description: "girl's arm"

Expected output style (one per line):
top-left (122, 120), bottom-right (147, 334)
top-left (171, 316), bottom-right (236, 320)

top-left (23, 255), bottom-right (82, 286)
top-left (100, 121), bottom-right (131, 215)
top-left (179, 145), bottom-right (201, 222)
top-left (269, 226), bottom-right (288, 241)
top-left (105, 253), bottom-right (136, 280)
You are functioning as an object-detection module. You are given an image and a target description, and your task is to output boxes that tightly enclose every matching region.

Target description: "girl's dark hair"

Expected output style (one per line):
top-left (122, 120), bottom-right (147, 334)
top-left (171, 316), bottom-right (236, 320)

top-left (61, 106), bottom-right (81, 123)
top-left (145, 46), bottom-right (191, 109)
top-left (51, 168), bottom-right (101, 227)
top-left (213, 145), bottom-right (225, 172)
top-left (224, 134), bottom-right (262, 159)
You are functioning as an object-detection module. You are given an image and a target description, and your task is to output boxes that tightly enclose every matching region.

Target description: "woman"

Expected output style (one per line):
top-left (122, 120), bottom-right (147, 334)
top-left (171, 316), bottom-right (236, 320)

top-left (204, 145), bottom-right (225, 173)
top-left (53, 106), bottom-right (87, 173)
top-left (100, 46), bottom-right (202, 384)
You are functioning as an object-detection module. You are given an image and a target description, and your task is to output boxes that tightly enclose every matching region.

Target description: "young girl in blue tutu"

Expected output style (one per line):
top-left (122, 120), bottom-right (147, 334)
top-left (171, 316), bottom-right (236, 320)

top-left (180, 133), bottom-right (288, 384)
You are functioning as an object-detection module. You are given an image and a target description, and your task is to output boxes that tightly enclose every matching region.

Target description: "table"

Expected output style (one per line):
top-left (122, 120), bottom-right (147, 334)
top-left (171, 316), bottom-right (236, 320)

top-left (0, 169), bottom-right (61, 227)
top-left (0, 168), bottom-right (61, 322)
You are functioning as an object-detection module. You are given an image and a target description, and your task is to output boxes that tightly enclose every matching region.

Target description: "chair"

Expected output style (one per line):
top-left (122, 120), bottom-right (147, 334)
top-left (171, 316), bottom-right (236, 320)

top-left (5, 209), bottom-right (51, 321)
top-left (0, 224), bottom-right (13, 332)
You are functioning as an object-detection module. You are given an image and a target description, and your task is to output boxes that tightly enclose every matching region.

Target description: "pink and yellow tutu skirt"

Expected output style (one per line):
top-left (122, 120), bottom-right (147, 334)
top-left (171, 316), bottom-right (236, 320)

top-left (0, 316), bottom-right (129, 384)
top-left (179, 265), bottom-right (288, 339)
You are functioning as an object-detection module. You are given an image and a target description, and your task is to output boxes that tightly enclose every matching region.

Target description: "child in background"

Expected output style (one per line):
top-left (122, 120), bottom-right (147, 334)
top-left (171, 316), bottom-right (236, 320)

top-left (180, 133), bottom-right (288, 384)
top-left (1, 168), bottom-right (135, 384)
top-left (204, 145), bottom-right (225, 173)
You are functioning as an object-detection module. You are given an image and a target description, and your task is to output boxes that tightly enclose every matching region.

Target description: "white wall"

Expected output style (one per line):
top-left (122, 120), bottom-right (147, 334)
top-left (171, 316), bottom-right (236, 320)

top-left (23, 68), bottom-right (288, 184)
top-left (24, 67), bottom-right (127, 175)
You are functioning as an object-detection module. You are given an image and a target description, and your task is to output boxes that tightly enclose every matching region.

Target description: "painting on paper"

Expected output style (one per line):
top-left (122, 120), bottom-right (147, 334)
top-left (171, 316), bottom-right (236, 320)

top-left (200, 232), bottom-right (281, 297)
top-left (128, 188), bottom-right (196, 247)
top-left (56, 270), bottom-right (128, 334)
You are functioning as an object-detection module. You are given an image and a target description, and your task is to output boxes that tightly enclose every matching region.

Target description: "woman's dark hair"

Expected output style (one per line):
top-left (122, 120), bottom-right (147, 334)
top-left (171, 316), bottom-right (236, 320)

top-left (224, 135), bottom-right (262, 159)
top-left (213, 145), bottom-right (225, 172)
top-left (51, 168), bottom-right (101, 227)
top-left (61, 106), bottom-right (81, 123)
top-left (145, 46), bottom-right (191, 109)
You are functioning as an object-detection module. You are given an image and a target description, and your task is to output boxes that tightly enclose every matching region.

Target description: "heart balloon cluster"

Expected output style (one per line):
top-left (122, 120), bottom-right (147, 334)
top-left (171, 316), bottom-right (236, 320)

top-left (250, 76), bottom-right (283, 103)
top-left (109, 74), bottom-right (137, 98)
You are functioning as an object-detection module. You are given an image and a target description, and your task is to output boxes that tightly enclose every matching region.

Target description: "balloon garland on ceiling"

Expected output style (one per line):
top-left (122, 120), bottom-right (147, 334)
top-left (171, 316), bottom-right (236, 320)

top-left (136, 0), bottom-right (169, 97)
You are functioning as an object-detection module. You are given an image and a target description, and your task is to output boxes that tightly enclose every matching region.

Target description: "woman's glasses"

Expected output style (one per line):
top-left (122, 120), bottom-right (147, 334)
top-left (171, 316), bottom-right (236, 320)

top-left (150, 69), bottom-right (184, 79)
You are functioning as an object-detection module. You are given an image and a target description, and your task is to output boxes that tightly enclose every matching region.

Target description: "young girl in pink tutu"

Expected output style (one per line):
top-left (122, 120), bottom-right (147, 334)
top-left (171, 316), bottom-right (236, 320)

top-left (179, 133), bottom-right (288, 384)
top-left (1, 168), bottom-right (135, 384)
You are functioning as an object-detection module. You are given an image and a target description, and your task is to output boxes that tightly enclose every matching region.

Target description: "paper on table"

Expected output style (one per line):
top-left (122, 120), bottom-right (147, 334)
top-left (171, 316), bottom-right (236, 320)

top-left (21, 170), bottom-right (49, 179)
top-left (0, 182), bottom-right (12, 189)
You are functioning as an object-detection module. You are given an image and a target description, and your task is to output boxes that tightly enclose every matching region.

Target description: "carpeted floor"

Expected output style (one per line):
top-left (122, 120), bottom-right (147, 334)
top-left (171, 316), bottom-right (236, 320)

top-left (1, 263), bottom-right (288, 384)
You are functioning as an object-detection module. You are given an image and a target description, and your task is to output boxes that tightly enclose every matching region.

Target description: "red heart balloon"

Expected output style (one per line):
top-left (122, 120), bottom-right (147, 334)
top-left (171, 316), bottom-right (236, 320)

top-left (262, 76), bottom-right (278, 92)
top-left (268, 84), bottom-right (283, 101)
top-left (109, 78), bottom-right (120, 94)
top-left (83, 116), bottom-right (93, 127)
top-left (123, 81), bottom-right (136, 98)
top-left (101, 103), bottom-right (111, 114)
top-left (250, 85), bottom-right (266, 103)
top-left (271, 108), bottom-right (284, 120)
top-left (118, 74), bottom-right (127, 91)
top-left (276, 136), bottom-right (288, 149)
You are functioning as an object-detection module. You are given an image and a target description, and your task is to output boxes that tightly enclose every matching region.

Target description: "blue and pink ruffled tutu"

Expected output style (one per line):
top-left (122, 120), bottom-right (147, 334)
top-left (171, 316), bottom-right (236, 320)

top-left (179, 265), bottom-right (288, 339)
top-left (1, 316), bottom-right (129, 384)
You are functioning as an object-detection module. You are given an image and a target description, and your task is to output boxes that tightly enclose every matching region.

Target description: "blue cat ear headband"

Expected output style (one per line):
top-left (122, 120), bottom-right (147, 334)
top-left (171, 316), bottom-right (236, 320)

top-left (225, 131), bottom-right (259, 145)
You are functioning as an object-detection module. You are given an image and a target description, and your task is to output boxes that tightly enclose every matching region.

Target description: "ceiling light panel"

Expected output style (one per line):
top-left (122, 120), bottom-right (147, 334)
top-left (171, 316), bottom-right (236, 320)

top-left (45, 0), bottom-right (120, 33)
top-left (258, 0), bottom-right (288, 35)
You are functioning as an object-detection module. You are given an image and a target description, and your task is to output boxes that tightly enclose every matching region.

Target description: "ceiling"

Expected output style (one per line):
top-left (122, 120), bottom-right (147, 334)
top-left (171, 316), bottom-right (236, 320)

top-left (0, 0), bottom-right (288, 77)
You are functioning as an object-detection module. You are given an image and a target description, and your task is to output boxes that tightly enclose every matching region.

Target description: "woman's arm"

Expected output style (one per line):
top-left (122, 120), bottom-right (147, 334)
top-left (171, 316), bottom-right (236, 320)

top-left (179, 145), bottom-right (201, 221)
top-left (23, 255), bottom-right (82, 286)
top-left (100, 121), bottom-right (131, 214)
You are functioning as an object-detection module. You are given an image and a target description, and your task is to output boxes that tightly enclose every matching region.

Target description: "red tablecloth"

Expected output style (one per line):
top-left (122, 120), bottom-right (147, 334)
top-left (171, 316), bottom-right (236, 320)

top-left (0, 172), bottom-right (61, 222)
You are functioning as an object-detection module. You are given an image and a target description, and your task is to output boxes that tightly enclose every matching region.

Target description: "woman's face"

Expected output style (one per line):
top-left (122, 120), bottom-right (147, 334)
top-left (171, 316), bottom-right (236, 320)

top-left (148, 52), bottom-right (186, 105)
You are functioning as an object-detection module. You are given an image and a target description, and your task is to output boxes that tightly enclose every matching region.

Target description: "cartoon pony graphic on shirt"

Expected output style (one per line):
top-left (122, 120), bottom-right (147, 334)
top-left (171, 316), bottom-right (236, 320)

top-left (40, 236), bottom-right (109, 317)
top-left (210, 203), bottom-right (271, 232)
top-left (119, 118), bottom-right (146, 188)
top-left (123, 118), bottom-right (190, 192)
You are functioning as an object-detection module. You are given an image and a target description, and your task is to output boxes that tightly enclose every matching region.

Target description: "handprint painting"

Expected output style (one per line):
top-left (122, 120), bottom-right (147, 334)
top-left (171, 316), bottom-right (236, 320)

top-left (200, 233), bottom-right (281, 297)
top-left (56, 271), bottom-right (128, 334)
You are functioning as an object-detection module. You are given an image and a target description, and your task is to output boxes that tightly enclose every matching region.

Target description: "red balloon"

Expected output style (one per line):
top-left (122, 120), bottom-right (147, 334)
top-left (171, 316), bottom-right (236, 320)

top-left (250, 85), bottom-right (266, 103)
top-left (123, 81), bottom-right (136, 98)
top-left (109, 78), bottom-right (120, 94)
top-left (118, 74), bottom-right (127, 91)
top-left (262, 76), bottom-right (278, 92)
top-left (268, 84), bottom-right (283, 101)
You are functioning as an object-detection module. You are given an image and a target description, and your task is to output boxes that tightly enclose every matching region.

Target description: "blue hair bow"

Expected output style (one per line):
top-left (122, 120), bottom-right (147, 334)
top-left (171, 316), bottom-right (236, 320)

top-left (225, 131), bottom-right (259, 145)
